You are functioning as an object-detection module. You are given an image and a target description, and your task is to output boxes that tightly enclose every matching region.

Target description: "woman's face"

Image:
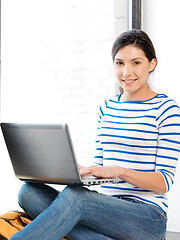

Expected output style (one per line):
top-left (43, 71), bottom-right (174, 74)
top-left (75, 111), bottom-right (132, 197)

top-left (113, 45), bottom-right (157, 97)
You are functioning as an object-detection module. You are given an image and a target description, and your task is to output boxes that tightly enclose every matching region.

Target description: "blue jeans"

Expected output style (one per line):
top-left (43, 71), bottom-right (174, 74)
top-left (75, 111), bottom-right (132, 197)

top-left (10, 183), bottom-right (167, 240)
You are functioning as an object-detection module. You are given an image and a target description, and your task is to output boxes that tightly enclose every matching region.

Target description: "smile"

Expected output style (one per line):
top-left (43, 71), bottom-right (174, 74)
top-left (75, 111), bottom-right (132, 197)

top-left (122, 79), bottom-right (137, 83)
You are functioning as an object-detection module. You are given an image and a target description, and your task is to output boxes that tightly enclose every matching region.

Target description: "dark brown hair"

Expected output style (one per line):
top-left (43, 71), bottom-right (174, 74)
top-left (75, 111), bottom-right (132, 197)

top-left (112, 29), bottom-right (157, 64)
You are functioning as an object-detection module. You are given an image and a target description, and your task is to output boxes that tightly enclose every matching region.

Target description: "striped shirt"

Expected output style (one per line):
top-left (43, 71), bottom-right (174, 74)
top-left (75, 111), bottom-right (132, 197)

top-left (93, 93), bottom-right (180, 213)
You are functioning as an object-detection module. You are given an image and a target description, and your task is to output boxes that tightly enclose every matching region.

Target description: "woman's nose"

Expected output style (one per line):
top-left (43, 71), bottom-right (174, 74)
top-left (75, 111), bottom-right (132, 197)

top-left (122, 65), bottom-right (132, 77)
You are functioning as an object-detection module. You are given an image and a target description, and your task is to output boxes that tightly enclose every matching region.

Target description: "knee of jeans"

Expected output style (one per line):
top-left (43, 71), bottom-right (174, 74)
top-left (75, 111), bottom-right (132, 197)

top-left (18, 183), bottom-right (35, 209)
top-left (62, 186), bottom-right (86, 206)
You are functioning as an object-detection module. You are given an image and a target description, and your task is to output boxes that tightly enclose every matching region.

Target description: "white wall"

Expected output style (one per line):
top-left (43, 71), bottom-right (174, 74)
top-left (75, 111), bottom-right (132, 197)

top-left (142, 0), bottom-right (180, 232)
top-left (0, 0), bottom-right (127, 213)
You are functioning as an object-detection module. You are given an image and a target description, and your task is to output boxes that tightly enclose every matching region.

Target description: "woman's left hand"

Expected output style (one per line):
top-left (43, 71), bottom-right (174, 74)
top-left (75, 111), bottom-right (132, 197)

top-left (79, 165), bottom-right (121, 179)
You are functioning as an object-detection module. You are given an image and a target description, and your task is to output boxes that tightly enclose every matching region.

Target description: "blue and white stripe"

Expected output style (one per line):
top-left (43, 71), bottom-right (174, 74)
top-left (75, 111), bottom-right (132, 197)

top-left (93, 94), bottom-right (180, 213)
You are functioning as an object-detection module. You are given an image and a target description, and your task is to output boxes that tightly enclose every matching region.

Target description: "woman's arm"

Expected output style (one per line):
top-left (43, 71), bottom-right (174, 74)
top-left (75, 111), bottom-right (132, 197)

top-left (80, 165), bottom-right (167, 194)
top-left (118, 167), bottom-right (167, 193)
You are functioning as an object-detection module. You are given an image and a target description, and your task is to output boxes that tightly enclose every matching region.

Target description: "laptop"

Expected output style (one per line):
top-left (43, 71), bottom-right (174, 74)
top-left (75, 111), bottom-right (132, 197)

top-left (1, 123), bottom-right (120, 186)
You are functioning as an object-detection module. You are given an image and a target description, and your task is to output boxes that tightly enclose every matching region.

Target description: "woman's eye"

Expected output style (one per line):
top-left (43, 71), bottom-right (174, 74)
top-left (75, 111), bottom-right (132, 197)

top-left (116, 62), bottom-right (124, 65)
top-left (133, 61), bottom-right (140, 65)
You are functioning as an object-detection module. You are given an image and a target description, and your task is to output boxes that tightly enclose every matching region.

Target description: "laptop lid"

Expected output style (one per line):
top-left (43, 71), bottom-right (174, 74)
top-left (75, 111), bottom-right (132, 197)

top-left (1, 123), bottom-right (82, 185)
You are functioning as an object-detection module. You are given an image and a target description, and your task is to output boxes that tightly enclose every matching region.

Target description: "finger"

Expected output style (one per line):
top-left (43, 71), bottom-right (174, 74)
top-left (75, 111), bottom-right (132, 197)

top-left (78, 164), bottom-right (84, 169)
top-left (79, 167), bottom-right (92, 175)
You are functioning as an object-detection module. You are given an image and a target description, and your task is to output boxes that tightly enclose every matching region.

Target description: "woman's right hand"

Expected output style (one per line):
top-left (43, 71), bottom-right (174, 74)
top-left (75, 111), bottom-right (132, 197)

top-left (78, 164), bottom-right (93, 176)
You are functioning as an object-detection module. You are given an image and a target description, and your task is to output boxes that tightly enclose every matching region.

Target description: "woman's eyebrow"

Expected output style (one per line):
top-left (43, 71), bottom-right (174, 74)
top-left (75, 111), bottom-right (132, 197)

top-left (131, 57), bottom-right (143, 61)
top-left (114, 57), bottom-right (144, 61)
top-left (114, 58), bottom-right (123, 61)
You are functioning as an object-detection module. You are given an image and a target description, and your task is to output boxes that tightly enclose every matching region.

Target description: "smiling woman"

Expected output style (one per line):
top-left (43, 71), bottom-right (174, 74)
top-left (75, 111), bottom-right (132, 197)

top-left (9, 30), bottom-right (180, 240)
top-left (113, 45), bottom-right (157, 100)
top-left (112, 30), bottom-right (157, 100)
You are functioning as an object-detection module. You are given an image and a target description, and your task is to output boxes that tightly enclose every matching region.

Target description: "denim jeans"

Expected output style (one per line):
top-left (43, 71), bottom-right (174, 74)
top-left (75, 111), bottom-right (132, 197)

top-left (10, 183), bottom-right (167, 240)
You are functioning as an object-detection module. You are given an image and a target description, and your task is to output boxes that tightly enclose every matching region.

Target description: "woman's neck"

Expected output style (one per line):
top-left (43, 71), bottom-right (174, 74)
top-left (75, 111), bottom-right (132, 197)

top-left (120, 88), bottom-right (158, 102)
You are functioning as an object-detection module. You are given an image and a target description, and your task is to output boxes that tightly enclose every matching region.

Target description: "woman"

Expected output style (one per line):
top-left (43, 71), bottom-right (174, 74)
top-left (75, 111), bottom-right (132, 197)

top-left (10, 30), bottom-right (180, 240)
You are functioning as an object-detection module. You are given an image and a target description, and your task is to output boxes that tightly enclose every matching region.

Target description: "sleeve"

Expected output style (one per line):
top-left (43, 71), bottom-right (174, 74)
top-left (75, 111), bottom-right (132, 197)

top-left (155, 99), bottom-right (180, 192)
top-left (92, 104), bottom-right (104, 166)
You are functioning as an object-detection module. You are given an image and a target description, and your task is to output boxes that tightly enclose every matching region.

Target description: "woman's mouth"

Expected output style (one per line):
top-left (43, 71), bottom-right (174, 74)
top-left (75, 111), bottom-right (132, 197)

top-left (122, 79), bottom-right (137, 83)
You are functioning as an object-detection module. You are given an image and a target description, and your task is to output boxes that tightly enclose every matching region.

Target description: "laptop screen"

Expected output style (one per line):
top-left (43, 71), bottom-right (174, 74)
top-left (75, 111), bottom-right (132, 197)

top-left (1, 123), bottom-right (81, 184)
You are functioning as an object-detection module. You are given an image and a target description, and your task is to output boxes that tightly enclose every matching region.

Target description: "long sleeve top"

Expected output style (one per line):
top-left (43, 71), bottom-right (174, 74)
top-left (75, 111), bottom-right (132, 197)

top-left (93, 93), bottom-right (180, 213)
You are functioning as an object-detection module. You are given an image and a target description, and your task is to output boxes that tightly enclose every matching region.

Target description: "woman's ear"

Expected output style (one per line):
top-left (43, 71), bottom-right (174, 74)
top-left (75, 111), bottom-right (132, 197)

top-left (149, 58), bottom-right (157, 73)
